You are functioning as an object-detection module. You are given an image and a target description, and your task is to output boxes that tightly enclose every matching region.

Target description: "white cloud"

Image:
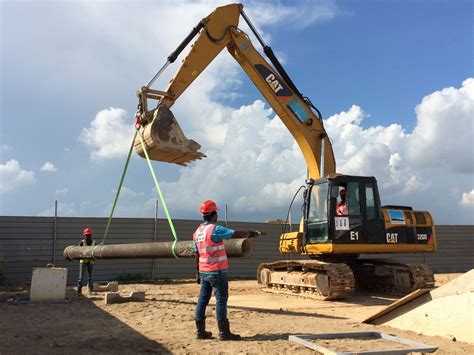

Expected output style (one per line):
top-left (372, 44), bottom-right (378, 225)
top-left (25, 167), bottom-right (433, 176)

top-left (3, 1), bottom-right (470, 224)
top-left (55, 188), bottom-right (69, 196)
top-left (0, 159), bottom-right (36, 193)
top-left (117, 186), bottom-right (144, 198)
top-left (40, 162), bottom-right (57, 172)
top-left (38, 202), bottom-right (77, 217)
top-left (146, 78), bottom-right (473, 224)
top-left (407, 78), bottom-right (474, 173)
top-left (6, 0), bottom-right (330, 102)
top-left (461, 190), bottom-right (474, 206)
top-left (157, 100), bottom-right (306, 220)
top-left (37, 200), bottom-right (94, 217)
top-left (32, 0), bottom-right (340, 160)
top-left (79, 107), bottom-right (135, 160)
top-left (323, 79), bottom-right (474, 222)
top-left (105, 196), bottom-right (157, 219)
top-left (39, 77), bottom-right (472, 223)
top-left (2, 0), bottom-right (341, 190)
top-left (245, 0), bottom-right (339, 30)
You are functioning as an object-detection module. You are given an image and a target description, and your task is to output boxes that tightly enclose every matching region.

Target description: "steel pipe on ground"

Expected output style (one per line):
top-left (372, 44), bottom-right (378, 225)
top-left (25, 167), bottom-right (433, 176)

top-left (63, 238), bottom-right (253, 261)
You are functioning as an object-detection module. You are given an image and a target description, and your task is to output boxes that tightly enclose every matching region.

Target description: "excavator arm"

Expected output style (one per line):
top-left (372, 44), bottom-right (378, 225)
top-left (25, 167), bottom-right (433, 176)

top-left (135, 3), bottom-right (335, 179)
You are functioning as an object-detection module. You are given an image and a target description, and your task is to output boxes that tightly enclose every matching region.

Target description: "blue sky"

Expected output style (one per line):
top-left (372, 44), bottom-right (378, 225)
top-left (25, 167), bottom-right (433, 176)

top-left (1, 0), bottom-right (473, 224)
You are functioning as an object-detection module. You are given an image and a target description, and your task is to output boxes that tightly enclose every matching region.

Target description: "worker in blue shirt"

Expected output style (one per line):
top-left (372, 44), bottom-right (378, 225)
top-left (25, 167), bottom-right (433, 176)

top-left (193, 200), bottom-right (260, 341)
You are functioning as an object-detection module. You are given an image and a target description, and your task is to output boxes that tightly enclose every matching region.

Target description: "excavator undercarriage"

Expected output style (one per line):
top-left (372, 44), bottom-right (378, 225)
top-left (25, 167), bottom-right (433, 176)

top-left (257, 259), bottom-right (435, 300)
top-left (350, 259), bottom-right (435, 294)
top-left (257, 260), bottom-right (355, 300)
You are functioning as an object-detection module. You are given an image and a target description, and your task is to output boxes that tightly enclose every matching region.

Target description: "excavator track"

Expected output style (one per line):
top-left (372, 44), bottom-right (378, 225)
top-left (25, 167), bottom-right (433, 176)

top-left (349, 259), bottom-right (435, 294)
top-left (257, 260), bottom-right (355, 300)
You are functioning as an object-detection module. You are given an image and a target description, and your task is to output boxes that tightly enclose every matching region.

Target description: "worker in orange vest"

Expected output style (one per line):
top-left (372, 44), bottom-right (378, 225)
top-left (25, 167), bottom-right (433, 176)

top-left (193, 200), bottom-right (259, 341)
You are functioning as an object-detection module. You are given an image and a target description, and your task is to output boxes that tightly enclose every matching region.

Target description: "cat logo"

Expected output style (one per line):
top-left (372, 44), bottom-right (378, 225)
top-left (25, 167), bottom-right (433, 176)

top-left (386, 233), bottom-right (398, 243)
top-left (265, 73), bottom-right (284, 94)
top-left (254, 64), bottom-right (292, 99)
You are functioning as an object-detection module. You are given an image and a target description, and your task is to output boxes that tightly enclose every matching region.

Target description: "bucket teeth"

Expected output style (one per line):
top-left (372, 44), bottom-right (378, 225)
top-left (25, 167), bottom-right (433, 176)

top-left (134, 105), bottom-right (206, 165)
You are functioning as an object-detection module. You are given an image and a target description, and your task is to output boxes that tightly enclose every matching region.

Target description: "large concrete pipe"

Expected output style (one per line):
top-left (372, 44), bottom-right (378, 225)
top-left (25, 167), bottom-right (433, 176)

top-left (63, 238), bottom-right (253, 261)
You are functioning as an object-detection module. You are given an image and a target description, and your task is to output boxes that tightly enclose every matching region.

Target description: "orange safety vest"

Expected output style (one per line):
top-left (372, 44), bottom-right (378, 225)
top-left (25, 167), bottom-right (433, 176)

top-left (193, 223), bottom-right (228, 272)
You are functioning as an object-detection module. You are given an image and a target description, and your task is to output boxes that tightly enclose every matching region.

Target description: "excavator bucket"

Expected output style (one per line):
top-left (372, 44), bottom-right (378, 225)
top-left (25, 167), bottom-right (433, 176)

top-left (134, 105), bottom-right (206, 166)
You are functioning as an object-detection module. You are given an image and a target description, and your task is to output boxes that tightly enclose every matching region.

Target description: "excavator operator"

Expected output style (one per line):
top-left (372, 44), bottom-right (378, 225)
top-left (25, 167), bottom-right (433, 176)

top-left (337, 189), bottom-right (348, 215)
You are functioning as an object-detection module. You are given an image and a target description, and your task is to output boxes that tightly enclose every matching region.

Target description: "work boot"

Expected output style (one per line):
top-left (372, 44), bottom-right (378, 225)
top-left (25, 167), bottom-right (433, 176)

top-left (195, 320), bottom-right (212, 340)
top-left (218, 319), bottom-right (241, 341)
top-left (77, 287), bottom-right (82, 295)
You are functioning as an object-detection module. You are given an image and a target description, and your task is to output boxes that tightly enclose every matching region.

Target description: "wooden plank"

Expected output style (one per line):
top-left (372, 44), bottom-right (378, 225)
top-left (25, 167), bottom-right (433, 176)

top-left (362, 289), bottom-right (431, 323)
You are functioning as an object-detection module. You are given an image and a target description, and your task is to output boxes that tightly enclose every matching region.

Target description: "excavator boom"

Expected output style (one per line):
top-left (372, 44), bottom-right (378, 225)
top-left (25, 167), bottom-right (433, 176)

top-left (135, 3), bottom-right (335, 178)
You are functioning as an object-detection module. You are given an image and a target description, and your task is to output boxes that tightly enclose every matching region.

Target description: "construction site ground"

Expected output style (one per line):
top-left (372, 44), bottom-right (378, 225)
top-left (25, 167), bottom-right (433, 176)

top-left (1, 274), bottom-right (472, 354)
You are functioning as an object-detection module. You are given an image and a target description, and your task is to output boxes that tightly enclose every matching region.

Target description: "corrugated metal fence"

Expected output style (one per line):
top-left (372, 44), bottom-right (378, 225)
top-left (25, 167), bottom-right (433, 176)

top-left (0, 216), bottom-right (472, 284)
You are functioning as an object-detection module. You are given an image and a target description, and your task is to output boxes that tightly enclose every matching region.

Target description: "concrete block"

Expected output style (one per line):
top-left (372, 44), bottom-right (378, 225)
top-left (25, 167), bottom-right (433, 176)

top-left (105, 291), bottom-right (145, 305)
top-left (30, 267), bottom-right (67, 302)
top-left (382, 293), bottom-right (474, 343)
top-left (369, 270), bottom-right (474, 344)
top-left (93, 281), bottom-right (119, 292)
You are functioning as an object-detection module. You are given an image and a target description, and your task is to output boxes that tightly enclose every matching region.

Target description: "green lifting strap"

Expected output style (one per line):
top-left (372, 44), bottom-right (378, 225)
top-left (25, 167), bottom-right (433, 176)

top-left (104, 130), bottom-right (138, 244)
top-left (136, 129), bottom-right (180, 258)
top-left (91, 130), bottom-right (138, 261)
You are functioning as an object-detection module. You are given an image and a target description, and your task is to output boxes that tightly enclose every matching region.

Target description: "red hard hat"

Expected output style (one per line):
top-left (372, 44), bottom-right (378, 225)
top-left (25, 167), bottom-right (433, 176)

top-left (83, 228), bottom-right (93, 236)
top-left (200, 200), bottom-right (218, 214)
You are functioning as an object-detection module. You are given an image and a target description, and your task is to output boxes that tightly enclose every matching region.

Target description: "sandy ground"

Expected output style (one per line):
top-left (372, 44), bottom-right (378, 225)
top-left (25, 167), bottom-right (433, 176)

top-left (0, 274), bottom-right (472, 354)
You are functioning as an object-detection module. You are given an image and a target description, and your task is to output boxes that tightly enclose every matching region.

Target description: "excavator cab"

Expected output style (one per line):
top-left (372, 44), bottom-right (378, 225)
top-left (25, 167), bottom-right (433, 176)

top-left (275, 174), bottom-right (436, 296)
top-left (280, 174), bottom-right (436, 258)
top-left (304, 175), bottom-right (384, 249)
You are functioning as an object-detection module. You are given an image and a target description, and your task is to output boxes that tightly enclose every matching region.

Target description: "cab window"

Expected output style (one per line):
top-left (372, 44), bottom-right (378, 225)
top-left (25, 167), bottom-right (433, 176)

top-left (365, 184), bottom-right (377, 220)
top-left (306, 183), bottom-right (329, 243)
top-left (336, 182), bottom-right (360, 216)
top-left (346, 182), bottom-right (361, 216)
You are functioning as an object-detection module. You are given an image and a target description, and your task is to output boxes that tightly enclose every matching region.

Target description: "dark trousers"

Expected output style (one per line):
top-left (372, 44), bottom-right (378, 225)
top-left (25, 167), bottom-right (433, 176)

top-left (77, 263), bottom-right (94, 291)
top-left (195, 270), bottom-right (228, 321)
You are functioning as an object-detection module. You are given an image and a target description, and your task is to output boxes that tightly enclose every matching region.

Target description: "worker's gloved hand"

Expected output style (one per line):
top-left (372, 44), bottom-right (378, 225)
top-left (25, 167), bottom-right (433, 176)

top-left (196, 272), bottom-right (201, 285)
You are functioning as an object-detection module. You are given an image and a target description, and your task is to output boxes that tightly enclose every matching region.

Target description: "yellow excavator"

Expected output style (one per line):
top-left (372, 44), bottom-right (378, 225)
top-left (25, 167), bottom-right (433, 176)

top-left (134, 3), bottom-right (436, 299)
